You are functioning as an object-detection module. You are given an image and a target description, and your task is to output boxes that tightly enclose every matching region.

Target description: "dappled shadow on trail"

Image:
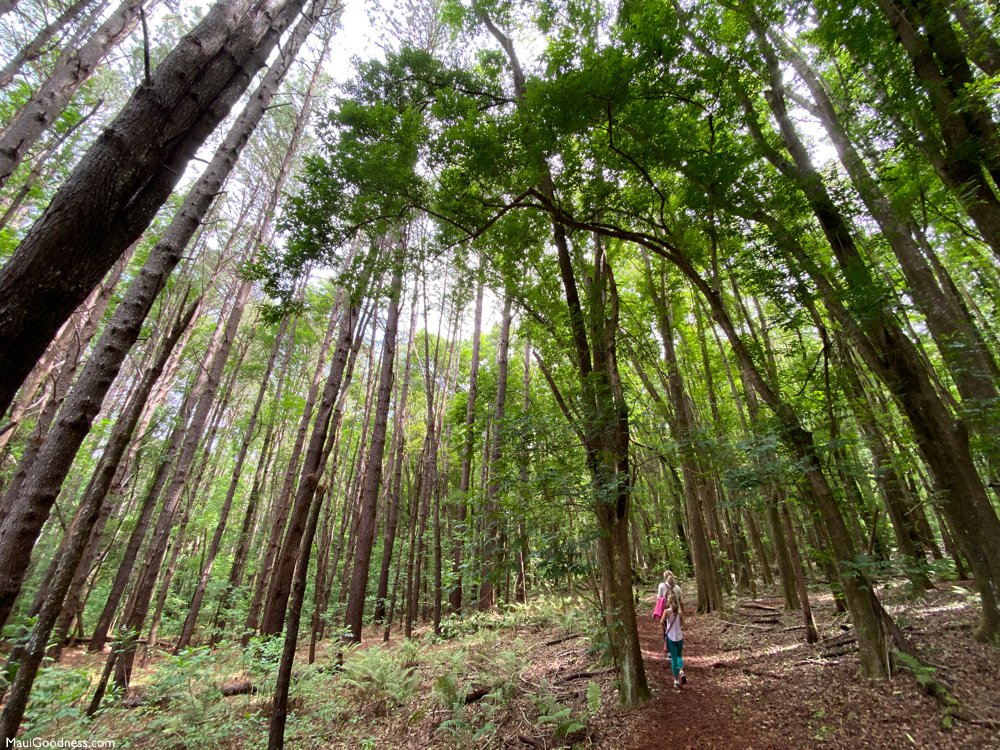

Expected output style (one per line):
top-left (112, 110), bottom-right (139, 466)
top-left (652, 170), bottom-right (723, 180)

top-left (623, 607), bottom-right (768, 750)
top-left (614, 587), bottom-right (999, 750)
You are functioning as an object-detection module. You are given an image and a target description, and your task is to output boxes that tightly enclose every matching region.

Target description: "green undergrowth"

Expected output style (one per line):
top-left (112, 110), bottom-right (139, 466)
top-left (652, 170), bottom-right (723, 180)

top-left (15, 594), bottom-right (602, 749)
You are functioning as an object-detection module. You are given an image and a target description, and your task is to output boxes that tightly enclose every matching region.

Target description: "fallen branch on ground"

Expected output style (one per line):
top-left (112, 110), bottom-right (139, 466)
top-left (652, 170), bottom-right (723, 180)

top-left (544, 632), bottom-right (583, 646)
top-left (821, 644), bottom-right (858, 659)
top-left (818, 631), bottom-right (856, 648)
top-left (556, 667), bottom-right (613, 684)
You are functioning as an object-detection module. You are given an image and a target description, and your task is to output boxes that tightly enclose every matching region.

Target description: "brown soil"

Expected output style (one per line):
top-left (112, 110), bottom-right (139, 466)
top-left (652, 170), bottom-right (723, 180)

top-left (606, 584), bottom-right (1000, 750)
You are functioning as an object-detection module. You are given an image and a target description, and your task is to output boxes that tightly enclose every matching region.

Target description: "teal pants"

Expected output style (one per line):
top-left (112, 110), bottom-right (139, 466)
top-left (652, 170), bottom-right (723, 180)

top-left (666, 637), bottom-right (684, 677)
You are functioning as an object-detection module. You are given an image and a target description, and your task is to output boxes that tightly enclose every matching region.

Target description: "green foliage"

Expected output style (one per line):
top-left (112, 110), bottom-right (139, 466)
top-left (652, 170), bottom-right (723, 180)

top-left (894, 651), bottom-right (960, 730)
top-left (20, 663), bottom-right (92, 739)
top-left (529, 685), bottom-right (586, 739)
top-left (339, 643), bottom-right (420, 717)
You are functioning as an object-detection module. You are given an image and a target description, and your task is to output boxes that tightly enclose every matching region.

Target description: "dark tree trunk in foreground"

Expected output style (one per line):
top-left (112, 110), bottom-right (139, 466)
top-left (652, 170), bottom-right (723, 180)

top-left (0, 0), bottom-right (309, 416)
top-left (0, 0), bottom-right (322, 635)
top-left (0, 300), bottom-right (195, 742)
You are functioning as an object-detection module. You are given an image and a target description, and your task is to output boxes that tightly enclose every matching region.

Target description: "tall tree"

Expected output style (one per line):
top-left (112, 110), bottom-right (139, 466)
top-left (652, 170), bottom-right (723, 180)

top-left (0, 0), bottom-right (312, 416)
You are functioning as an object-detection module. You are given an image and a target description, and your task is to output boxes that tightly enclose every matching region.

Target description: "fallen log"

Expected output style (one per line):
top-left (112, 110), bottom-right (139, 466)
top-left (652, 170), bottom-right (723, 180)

top-left (820, 644), bottom-right (858, 659)
top-left (556, 667), bottom-right (613, 684)
top-left (221, 679), bottom-right (257, 697)
top-left (544, 632), bottom-right (583, 646)
top-left (818, 631), bottom-right (856, 648)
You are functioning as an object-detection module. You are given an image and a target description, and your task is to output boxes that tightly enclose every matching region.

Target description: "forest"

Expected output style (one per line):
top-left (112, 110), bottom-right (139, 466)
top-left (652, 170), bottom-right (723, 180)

top-left (0, 0), bottom-right (998, 747)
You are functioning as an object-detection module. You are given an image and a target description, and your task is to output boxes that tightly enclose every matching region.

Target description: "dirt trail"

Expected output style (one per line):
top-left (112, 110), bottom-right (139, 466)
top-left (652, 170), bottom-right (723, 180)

top-left (611, 586), bottom-right (999, 750)
top-left (623, 608), bottom-right (768, 750)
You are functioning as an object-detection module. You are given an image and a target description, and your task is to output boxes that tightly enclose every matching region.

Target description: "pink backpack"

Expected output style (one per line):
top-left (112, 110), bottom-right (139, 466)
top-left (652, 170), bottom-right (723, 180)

top-left (652, 596), bottom-right (666, 620)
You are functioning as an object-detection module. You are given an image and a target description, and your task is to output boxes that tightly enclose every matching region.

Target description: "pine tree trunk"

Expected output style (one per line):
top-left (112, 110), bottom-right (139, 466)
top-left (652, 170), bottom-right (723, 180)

top-left (246, 297), bottom-right (340, 636)
top-left (0, 299), bottom-right (195, 740)
top-left (374, 295), bottom-right (417, 623)
top-left (479, 295), bottom-right (512, 611)
top-left (0, 0), bottom-right (310, 416)
top-left (259, 295), bottom-right (366, 636)
top-left (344, 262), bottom-right (403, 641)
top-left (450, 281), bottom-right (483, 613)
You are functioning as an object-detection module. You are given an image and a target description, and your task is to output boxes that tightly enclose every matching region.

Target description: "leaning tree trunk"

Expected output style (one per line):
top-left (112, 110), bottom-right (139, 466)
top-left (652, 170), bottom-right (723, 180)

top-left (344, 260), bottom-right (403, 642)
top-left (0, 299), bottom-right (195, 742)
top-left (244, 296), bottom-right (340, 637)
top-left (874, 0), bottom-right (1000, 259)
top-left (112, 272), bottom-right (255, 688)
top-left (0, 0), bottom-right (152, 189)
top-left (0, 0), bottom-right (322, 630)
top-left (0, 0), bottom-right (310, 416)
top-left (738, 32), bottom-right (1000, 643)
top-left (259, 293), bottom-right (366, 636)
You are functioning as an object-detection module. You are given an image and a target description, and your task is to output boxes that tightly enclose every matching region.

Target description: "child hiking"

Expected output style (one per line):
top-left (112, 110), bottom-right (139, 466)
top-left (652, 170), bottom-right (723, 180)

top-left (660, 593), bottom-right (686, 689)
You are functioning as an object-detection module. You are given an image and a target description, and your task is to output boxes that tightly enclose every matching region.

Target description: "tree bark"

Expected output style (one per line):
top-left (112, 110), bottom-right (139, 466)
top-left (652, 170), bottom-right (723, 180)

top-left (259, 293), bottom-right (367, 636)
top-left (0, 298), bottom-right (195, 741)
top-left (478, 294), bottom-right (512, 611)
top-left (374, 294), bottom-right (417, 623)
top-left (0, 0), bottom-right (310, 416)
top-left (449, 280), bottom-right (483, 614)
top-left (344, 259), bottom-right (403, 641)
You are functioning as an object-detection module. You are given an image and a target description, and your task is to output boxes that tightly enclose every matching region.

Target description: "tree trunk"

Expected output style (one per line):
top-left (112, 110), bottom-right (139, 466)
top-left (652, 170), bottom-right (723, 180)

top-left (479, 294), bottom-right (512, 611)
top-left (874, 0), bottom-right (1000, 258)
top-left (259, 293), bottom-right (367, 636)
top-left (0, 0), bottom-right (310, 416)
top-left (373, 295), bottom-right (417, 623)
top-left (344, 261), bottom-right (403, 641)
top-left (449, 280), bottom-right (483, 614)
top-left (245, 294), bottom-right (340, 636)
top-left (0, 299), bottom-right (195, 741)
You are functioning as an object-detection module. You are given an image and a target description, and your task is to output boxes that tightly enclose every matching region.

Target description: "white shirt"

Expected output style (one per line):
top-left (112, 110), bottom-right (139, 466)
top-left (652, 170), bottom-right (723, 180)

top-left (657, 582), bottom-right (668, 598)
top-left (663, 607), bottom-right (683, 642)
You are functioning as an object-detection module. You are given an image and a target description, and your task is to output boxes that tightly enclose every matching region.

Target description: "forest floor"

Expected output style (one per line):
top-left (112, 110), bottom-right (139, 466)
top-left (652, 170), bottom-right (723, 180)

top-left (612, 582), bottom-right (1000, 750)
top-left (11, 581), bottom-right (1000, 749)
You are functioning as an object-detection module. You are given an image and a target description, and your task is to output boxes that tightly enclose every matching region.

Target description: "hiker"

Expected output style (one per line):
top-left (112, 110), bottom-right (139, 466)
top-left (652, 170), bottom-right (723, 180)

top-left (666, 570), bottom-right (682, 605)
top-left (661, 592), bottom-right (686, 688)
top-left (653, 570), bottom-right (671, 619)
